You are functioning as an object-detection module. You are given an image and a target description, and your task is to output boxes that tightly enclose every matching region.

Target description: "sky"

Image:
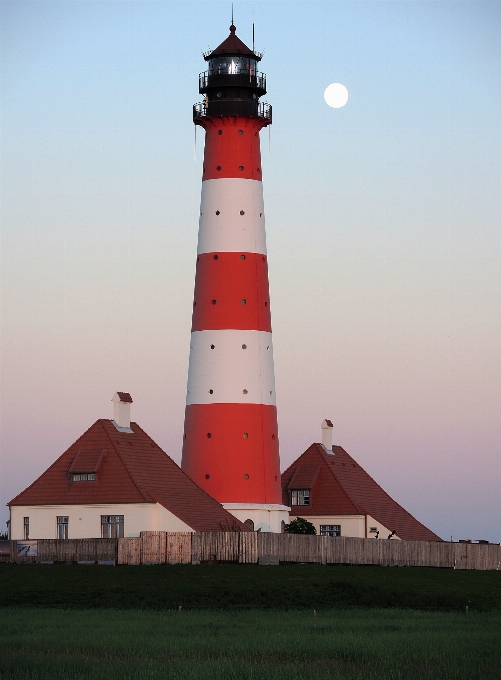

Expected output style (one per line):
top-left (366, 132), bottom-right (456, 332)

top-left (1, 0), bottom-right (500, 542)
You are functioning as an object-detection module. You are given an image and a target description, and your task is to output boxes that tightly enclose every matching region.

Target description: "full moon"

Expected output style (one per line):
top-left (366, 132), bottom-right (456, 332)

top-left (324, 83), bottom-right (349, 108)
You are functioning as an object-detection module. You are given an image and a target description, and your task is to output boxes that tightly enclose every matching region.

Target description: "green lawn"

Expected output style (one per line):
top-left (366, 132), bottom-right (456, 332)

top-left (1, 607), bottom-right (500, 679)
top-left (1, 563), bottom-right (500, 612)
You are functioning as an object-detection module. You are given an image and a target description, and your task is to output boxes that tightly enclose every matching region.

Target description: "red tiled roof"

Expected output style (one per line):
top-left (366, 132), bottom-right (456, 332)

top-left (282, 443), bottom-right (441, 541)
top-left (9, 420), bottom-right (249, 533)
top-left (288, 466), bottom-right (320, 490)
top-left (205, 25), bottom-right (259, 61)
top-left (116, 392), bottom-right (133, 403)
top-left (69, 449), bottom-right (104, 473)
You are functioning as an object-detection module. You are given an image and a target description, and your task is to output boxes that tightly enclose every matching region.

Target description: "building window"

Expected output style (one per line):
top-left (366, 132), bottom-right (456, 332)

top-left (320, 525), bottom-right (341, 537)
top-left (290, 489), bottom-right (310, 506)
top-left (72, 473), bottom-right (96, 482)
top-left (244, 519), bottom-right (254, 531)
top-left (369, 527), bottom-right (378, 533)
top-left (57, 516), bottom-right (68, 540)
top-left (101, 515), bottom-right (124, 538)
top-left (23, 517), bottom-right (29, 540)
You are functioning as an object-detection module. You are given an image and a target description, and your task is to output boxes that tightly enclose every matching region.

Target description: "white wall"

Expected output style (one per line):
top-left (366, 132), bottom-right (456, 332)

top-left (288, 513), bottom-right (400, 539)
top-left (223, 503), bottom-right (289, 533)
top-left (10, 503), bottom-right (192, 539)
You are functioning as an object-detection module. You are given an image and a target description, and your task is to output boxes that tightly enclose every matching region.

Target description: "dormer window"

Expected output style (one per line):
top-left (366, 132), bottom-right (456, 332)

top-left (290, 489), bottom-right (310, 506)
top-left (72, 473), bottom-right (96, 482)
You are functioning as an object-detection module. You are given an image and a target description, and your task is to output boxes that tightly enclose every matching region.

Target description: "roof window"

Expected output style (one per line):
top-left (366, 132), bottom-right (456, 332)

top-left (290, 489), bottom-right (310, 506)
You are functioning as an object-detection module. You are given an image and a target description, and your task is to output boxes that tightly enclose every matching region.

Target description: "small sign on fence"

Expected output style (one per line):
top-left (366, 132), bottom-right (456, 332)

top-left (16, 541), bottom-right (37, 556)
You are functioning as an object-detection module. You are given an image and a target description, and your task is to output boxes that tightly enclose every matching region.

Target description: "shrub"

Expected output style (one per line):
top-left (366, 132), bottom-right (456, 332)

top-left (284, 517), bottom-right (316, 535)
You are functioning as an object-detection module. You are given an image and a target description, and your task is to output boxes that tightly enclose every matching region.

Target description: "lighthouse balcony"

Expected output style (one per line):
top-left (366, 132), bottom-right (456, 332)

top-left (193, 100), bottom-right (272, 122)
top-left (199, 71), bottom-right (267, 95)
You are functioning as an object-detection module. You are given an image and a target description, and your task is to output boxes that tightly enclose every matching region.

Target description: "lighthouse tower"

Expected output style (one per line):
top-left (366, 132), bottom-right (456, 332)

top-left (181, 23), bottom-right (289, 532)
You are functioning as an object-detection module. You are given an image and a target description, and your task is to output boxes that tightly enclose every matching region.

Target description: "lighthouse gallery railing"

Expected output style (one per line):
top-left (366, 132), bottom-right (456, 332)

top-left (193, 100), bottom-right (272, 122)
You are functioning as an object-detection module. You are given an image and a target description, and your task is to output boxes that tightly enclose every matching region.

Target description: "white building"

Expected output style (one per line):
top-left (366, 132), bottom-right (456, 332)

top-left (8, 393), bottom-right (249, 540)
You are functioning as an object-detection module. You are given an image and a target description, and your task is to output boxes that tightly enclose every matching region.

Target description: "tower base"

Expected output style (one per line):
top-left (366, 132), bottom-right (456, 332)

top-left (222, 503), bottom-right (290, 533)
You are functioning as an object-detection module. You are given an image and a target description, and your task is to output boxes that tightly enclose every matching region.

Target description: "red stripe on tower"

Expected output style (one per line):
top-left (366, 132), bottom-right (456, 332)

top-left (181, 23), bottom-right (289, 532)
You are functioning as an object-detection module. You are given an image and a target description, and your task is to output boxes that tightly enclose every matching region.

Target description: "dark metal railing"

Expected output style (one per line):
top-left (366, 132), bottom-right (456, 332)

top-left (193, 100), bottom-right (272, 122)
top-left (199, 70), bottom-right (267, 92)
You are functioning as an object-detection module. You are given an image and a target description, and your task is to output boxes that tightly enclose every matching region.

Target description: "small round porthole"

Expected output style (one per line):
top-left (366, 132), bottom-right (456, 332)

top-left (266, 346), bottom-right (270, 350)
top-left (216, 92), bottom-right (222, 98)
top-left (244, 474), bottom-right (249, 480)
top-left (240, 254), bottom-right (246, 260)
top-left (205, 473), bottom-right (210, 479)
top-left (252, 94), bottom-right (257, 100)
top-left (242, 344), bottom-right (247, 349)
top-left (272, 434), bottom-right (275, 440)
top-left (239, 166), bottom-right (244, 171)
top-left (238, 130), bottom-right (243, 135)
top-left (264, 301), bottom-right (268, 307)
top-left (218, 130), bottom-right (223, 135)
top-left (243, 433), bottom-right (249, 439)
top-left (260, 213), bottom-right (263, 217)
top-left (215, 210), bottom-right (220, 215)
top-left (210, 344), bottom-right (215, 349)
top-left (240, 210), bottom-right (245, 215)
top-left (217, 166), bottom-right (221, 171)
top-left (212, 299), bottom-right (217, 305)
top-left (183, 434), bottom-right (187, 440)
top-left (209, 389), bottom-right (213, 394)
top-left (243, 389), bottom-right (248, 394)
top-left (213, 254), bottom-right (218, 260)
top-left (241, 299), bottom-right (246, 305)
top-left (207, 433), bottom-right (212, 438)
top-left (257, 168), bottom-right (261, 172)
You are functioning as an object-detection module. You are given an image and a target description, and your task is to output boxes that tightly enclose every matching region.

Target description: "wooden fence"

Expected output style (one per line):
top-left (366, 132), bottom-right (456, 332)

top-left (2, 534), bottom-right (500, 570)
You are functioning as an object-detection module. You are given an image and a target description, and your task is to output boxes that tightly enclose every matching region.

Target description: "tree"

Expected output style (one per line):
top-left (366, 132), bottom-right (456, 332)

top-left (284, 517), bottom-right (316, 535)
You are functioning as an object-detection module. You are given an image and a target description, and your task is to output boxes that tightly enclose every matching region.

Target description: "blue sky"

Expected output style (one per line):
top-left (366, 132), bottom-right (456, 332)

top-left (1, 0), bottom-right (500, 541)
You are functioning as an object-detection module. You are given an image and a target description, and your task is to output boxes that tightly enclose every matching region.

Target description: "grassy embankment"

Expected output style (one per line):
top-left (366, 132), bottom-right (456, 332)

top-left (1, 607), bottom-right (500, 679)
top-left (1, 562), bottom-right (500, 611)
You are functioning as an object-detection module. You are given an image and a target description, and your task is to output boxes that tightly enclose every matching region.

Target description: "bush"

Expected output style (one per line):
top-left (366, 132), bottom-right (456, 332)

top-left (284, 517), bottom-right (316, 535)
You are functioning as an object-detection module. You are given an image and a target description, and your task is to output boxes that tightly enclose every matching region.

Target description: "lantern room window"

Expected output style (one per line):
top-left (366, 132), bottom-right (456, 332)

top-left (208, 56), bottom-right (257, 75)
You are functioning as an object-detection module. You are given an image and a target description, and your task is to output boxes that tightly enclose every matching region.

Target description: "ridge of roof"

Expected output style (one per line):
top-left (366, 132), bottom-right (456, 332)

top-left (100, 420), bottom-right (152, 502)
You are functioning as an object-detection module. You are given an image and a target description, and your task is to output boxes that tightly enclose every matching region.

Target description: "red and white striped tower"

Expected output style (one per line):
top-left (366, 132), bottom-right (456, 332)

top-left (181, 23), bottom-right (289, 532)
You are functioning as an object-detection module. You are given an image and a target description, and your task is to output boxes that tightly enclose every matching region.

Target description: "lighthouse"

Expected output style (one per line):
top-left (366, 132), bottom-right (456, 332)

top-left (181, 22), bottom-right (289, 532)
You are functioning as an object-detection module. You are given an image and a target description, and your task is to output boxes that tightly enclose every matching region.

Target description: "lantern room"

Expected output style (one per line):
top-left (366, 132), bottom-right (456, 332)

top-left (194, 23), bottom-right (271, 121)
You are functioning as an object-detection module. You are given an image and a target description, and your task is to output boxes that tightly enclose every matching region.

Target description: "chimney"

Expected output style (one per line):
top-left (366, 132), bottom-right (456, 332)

top-left (321, 419), bottom-right (333, 452)
top-left (112, 392), bottom-right (133, 432)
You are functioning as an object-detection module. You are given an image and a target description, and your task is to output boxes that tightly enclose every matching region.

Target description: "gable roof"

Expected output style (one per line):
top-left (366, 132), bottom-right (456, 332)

top-left (282, 443), bottom-right (441, 541)
top-left (8, 419), bottom-right (249, 533)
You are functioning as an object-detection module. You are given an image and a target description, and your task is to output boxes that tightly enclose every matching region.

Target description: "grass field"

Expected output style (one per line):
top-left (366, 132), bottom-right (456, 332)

top-left (1, 607), bottom-right (500, 679)
top-left (1, 563), bottom-right (500, 612)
